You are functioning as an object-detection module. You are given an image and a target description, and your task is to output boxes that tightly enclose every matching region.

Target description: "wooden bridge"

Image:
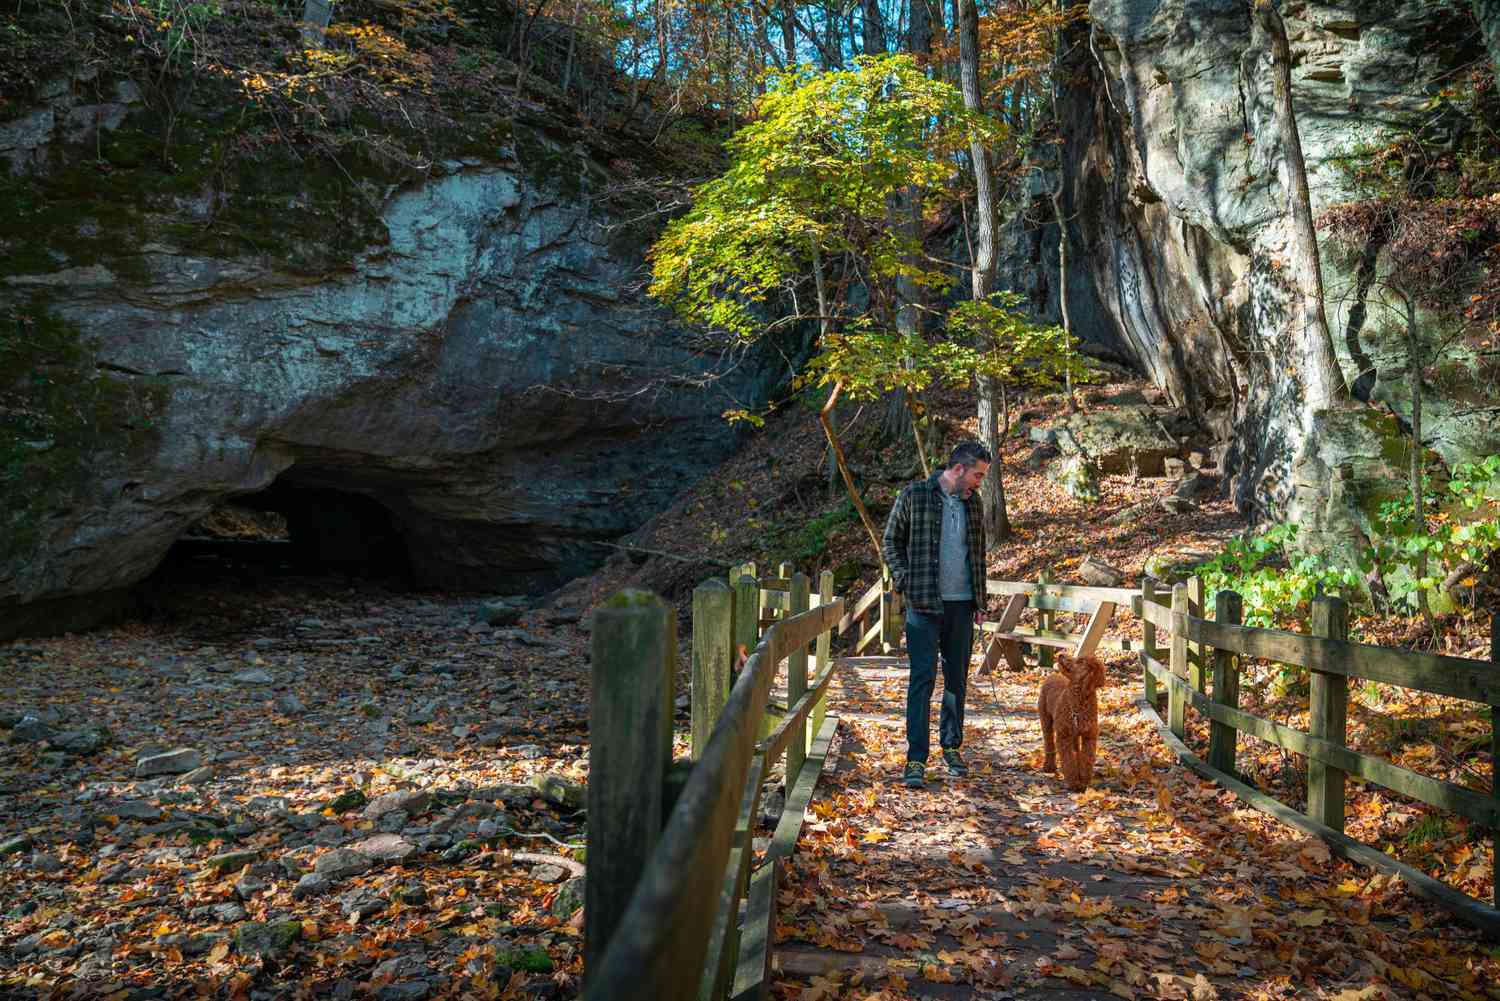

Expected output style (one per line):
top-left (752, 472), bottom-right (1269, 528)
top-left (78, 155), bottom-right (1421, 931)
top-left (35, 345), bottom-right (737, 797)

top-left (579, 566), bottom-right (1500, 1000)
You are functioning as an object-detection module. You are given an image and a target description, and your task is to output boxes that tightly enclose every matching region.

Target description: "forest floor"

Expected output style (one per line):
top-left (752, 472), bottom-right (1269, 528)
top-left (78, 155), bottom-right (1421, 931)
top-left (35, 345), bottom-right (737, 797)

top-left (776, 655), bottom-right (1499, 1000)
top-left (2, 378), bottom-right (1498, 999)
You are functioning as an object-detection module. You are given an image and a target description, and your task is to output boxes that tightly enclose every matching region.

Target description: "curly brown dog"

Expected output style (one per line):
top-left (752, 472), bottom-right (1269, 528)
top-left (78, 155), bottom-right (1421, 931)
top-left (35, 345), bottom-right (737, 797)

top-left (1038, 653), bottom-right (1107, 791)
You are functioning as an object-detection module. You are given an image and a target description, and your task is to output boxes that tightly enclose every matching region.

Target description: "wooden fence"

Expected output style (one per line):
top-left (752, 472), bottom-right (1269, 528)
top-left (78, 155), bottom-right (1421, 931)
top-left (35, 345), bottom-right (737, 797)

top-left (584, 564), bottom-right (847, 1001)
top-left (1134, 583), bottom-right (1500, 937)
top-left (837, 568), bottom-right (902, 655)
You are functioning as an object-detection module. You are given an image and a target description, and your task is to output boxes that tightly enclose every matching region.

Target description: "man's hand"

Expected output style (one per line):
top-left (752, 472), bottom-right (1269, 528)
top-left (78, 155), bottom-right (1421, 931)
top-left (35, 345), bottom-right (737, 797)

top-left (973, 607), bottom-right (986, 626)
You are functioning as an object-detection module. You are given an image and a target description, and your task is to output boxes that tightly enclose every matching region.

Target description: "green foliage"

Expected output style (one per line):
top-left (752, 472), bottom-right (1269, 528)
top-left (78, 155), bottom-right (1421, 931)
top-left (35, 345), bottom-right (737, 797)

top-left (1184, 524), bottom-right (1364, 629)
top-left (648, 54), bottom-right (1000, 342)
top-left (1176, 457), bottom-right (1498, 630)
top-left (1368, 455), bottom-right (1500, 614)
top-left (943, 292), bottom-right (1099, 390)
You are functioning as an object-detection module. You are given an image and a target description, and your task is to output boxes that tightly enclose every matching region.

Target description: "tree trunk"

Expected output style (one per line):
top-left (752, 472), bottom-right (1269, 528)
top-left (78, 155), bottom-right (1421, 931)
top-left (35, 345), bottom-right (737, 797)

top-left (749, 1), bottom-right (770, 80)
top-left (959, 0), bottom-right (1011, 543)
top-left (909, 0), bottom-right (933, 56)
top-left (825, 0), bottom-right (843, 69)
top-left (300, 0), bottom-right (332, 49)
top-left (656, 0), bottom-right (670, 83)
top-left (810, 240), bottom-right (882, 557)
top-left (909, 395), bottom-right (932, 480)
top-left (780, 0), bottom-right (798, 66)
top-left (1253, 0), bottom-right (1346, 410)
top-left (888, 0), bottom-right (927, 471)
top-left (1403, 293), bottom-right (1437, 639)
top-left (1054, 181), bottom-right (1077, 413)
top-left (1052, 0), bottom-right (1077, 414)
top-left (821, 382), bottom-right (884, 557)
top-left (862, 0), bottom-right (885, 56)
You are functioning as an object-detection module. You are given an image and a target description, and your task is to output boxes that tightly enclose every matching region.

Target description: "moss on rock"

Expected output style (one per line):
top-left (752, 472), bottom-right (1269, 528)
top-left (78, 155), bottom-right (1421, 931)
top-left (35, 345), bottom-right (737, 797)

top-left (0, 297), bottom-right (166, 570)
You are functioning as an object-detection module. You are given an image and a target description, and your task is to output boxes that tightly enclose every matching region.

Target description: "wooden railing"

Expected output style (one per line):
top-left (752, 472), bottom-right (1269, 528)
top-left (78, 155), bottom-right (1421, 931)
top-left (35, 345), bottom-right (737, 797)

top-left (1135, 583), bottom-right (1500, 937)
top-left (835, 569), bottom-right (901, 655)
top-left (584, 565), bottom-right (847, 1001)
top-left (982, 572), bottom-right (1140, 669)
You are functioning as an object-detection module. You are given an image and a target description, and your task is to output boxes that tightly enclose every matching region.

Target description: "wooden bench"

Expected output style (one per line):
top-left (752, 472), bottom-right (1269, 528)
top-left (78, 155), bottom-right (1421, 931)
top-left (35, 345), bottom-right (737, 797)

top-left (980, 589), bottom-right (1118, 673)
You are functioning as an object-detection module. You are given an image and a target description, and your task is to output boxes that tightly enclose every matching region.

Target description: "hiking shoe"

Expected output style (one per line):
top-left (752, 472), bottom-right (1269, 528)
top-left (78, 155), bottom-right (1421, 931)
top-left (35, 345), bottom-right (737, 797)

top-left (902, 761), bottom-right (926, 788)
top-left (942, 749), bottom-right (968, 777)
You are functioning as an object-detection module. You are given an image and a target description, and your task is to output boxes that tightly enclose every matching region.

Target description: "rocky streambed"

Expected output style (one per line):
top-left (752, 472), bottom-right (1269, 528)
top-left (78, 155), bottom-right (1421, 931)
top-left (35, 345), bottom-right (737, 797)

top-left (0, 571), bottom-right (609, 999)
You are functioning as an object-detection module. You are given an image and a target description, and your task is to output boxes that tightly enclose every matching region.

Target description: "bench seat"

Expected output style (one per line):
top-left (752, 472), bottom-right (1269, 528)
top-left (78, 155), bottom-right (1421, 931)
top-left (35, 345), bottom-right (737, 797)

top-left (980, 593), bottom-right (1118, 673)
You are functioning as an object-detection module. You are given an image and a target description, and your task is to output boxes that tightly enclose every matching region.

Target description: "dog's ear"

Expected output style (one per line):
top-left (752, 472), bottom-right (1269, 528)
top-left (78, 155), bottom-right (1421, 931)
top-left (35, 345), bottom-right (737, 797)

top-left (1085, 656), bottom-right (1106, 685)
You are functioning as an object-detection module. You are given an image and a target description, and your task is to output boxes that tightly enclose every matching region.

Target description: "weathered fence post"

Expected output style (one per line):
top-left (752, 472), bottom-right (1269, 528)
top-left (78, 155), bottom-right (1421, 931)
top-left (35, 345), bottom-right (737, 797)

top-left (1207, 590), bottom-right (1244, 776)
top-left (1139, 578), bottom-right (1159, 705)
top-left (1308, 596), bottom-right (1350, 831)
top-left (585, 590), bottom-right (675, 983)
top-left (691, 579), bottom-right (734, 762)
top-left (786, 573), bottom-right (811, 793)
top-left (1187, 574), bottom-right (1206, 693)
top-left (731, 571), bottom-right (759, 677)
top-left (1168, 582), bottom-right (1188, 739)
top-left (812, 570), bottom-right (834, 753)
top-left (1038, 569), bottom-right (1055, 668)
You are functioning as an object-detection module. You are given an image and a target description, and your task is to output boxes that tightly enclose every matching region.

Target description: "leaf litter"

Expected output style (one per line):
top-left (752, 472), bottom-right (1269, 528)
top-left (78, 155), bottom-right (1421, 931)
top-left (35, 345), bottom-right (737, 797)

top-left (3, 378), bottom-right (1497, 1000)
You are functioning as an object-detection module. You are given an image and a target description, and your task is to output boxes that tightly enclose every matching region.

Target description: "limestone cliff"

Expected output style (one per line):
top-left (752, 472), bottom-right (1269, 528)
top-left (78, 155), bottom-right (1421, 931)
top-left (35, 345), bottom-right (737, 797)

top-left (1019, 0), bottom-right (1500, 558)
top-left (0, 69), bottom-right (791, 631)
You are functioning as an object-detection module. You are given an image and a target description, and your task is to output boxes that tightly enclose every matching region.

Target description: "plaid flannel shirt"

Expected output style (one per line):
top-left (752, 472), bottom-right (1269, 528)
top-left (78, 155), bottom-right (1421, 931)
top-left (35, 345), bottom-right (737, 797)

top-left (881, 472), bottom-right (987, 616)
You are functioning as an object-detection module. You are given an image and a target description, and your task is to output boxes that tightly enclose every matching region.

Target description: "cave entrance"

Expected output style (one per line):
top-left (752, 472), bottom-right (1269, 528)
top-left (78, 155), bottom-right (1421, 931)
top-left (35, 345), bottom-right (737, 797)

top-left (160, 483), bottom-right (414, 587)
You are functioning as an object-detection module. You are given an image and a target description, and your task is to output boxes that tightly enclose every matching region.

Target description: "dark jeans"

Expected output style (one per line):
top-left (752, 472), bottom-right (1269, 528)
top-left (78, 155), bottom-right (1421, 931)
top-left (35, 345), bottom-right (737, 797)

top-left (904, 600), bottom-right (975, 764)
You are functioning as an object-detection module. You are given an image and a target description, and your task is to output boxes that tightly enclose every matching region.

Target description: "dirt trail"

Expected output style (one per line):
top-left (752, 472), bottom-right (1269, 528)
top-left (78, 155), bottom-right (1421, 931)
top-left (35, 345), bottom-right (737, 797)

top-left (769, 657), bottom-right (1500, 1001)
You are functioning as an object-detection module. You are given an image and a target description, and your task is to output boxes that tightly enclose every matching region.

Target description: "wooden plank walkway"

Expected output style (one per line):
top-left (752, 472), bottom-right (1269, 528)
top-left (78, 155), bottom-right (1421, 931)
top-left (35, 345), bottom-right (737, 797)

top-left (762, 655), bottom-right (1500, 1000)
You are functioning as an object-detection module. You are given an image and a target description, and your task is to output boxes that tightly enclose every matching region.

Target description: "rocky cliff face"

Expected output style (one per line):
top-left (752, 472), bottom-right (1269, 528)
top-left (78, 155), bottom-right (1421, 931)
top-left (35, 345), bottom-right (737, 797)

top-left (1031, 0), bottom-right (1500, 557)
top-left (0, 80), bottom-right (791, 631)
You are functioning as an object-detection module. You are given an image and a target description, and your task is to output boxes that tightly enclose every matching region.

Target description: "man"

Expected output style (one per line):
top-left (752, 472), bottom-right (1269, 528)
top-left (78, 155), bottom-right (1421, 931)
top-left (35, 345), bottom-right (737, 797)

top-left (881, 441), bottom-right (990, 788)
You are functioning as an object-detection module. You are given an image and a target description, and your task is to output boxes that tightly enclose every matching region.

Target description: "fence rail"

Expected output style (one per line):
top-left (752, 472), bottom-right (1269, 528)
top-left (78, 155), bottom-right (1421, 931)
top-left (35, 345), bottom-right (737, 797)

top-left (588, 561), bottom-right (1500, 997)
top-left (585, 565), bottom-right (847, 1001)
top-left (991, 571), bottom-right (1499, 934)
top-left (1135, 581), bottom-right (1500, 936)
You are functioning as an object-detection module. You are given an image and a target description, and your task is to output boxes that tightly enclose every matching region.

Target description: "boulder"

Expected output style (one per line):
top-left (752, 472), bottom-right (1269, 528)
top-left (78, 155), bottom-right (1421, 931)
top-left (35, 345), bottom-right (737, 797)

top-left (363, 789), bottom-right (433, 820)
top-left (1174, 473), bottom-right (1216, 501)
top-left (1049, 456), bottom-right (1101, 504)
top-left (474, 598), bottom-right (529, 627)
top-left (274, 693), bottom-right (306, 715)
top-left (1050, 407), bottom-right (1180, 477)
top-left (1022, 442), bottom-right (1060, 471)
top-left (532, 774), bottom-right (585, 810)
top-left (550, 875), bottom-right (585, 918)
top-left (203, 850), bottom-right (259, 875)
top-left (326, 789), bottom-right (368, 814)
top-left (135, 748), bottom-right (202, 777)
top-left (349, 834), bottom-right (418, 864)
top-left (51, 726), bottom-right (110, 755)
top-left (11, 714), bottom-right (54, 743)
top-left (314, 848), bottom-right (373, 880)
top-left (230, 669), bottom-right (274, 686)
top-left (1104, 500), bottom-right (1154, 527)
top-left (292, 873), bottom-right (333, 900)
top-left (233, 920), bottom-right (301, 958)
top-left (1159, 496), bottom-right (1198, 515)
top-left (1077, 557), bottom-right (1125, 588)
